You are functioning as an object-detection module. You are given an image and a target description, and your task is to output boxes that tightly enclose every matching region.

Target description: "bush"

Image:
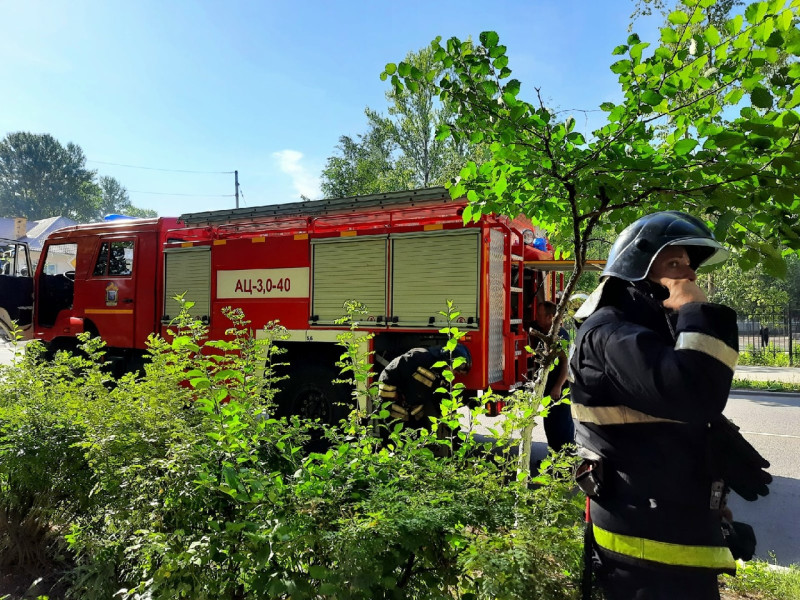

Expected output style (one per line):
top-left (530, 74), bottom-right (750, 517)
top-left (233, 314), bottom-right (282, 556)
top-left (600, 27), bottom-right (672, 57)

top-left (738, 344), bottom-right (793, 367)
top-left (0, 308), bottom-right (587, 600)
top-left (721, 558), bottom-right (800, 600)
top-left (0, 332), bottom-right (105, 574)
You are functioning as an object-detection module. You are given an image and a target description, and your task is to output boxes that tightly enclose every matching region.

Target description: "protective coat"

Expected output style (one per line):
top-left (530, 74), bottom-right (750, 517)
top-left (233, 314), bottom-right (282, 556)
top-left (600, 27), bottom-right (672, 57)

top-left (570, 278), bottom-right (739, 576)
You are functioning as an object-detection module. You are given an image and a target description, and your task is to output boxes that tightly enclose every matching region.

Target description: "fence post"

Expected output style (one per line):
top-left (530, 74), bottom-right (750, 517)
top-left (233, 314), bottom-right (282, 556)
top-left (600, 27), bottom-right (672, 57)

top-left (789, 309), bottom-right (794, 367)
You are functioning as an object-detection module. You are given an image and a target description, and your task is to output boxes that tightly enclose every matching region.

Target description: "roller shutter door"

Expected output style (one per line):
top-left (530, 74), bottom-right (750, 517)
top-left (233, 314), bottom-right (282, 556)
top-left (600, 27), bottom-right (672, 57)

top-left (391, 230), bottom-right (479, 327)
top-left (312, 237), bottom-right (387, 324)
top-left (487, 229), bottom-right (505, 383)
top-left (164, 247), bottom-right (211, 320)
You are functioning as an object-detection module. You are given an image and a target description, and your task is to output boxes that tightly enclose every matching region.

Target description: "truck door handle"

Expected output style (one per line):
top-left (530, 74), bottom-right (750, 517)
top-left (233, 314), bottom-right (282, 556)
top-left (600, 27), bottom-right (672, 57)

top-left (122, 298), bottom-right (134, 303)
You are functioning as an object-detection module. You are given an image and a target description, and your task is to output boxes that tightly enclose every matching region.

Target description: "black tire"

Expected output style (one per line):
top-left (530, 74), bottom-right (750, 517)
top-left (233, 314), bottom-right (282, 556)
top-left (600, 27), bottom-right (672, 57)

top-left (41, 337), bottom-right (79, 362)
top-left (278, 364), bottom-right (352, 424)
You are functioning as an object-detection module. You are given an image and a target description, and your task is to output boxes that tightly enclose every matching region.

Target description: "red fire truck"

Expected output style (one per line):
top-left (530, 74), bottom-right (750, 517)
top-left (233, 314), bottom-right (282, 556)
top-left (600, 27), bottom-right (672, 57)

top-left (5, 187), bottom-right (563, 421)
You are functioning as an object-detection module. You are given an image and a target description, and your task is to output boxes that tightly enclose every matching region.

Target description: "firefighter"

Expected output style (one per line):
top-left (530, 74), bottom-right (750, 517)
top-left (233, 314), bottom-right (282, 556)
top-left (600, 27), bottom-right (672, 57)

top-left (570, 211), bottom-right (770, 599)
top-left (529, 300), bottom-right (574, 452)
top-left (377, 344), bottom-right (472, 430)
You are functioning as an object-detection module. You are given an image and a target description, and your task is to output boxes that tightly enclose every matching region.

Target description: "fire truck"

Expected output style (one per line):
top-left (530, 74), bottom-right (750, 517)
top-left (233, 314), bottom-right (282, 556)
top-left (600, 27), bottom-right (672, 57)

top-left (3, 187), bottom-right (567, 421)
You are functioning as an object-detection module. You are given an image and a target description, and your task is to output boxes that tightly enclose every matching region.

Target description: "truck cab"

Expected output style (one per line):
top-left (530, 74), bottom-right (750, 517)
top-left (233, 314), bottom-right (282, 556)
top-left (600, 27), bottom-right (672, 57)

top-left (33, 218), bottom-right (178, 363)
top-left (0, 238), bottom-right (34, 340)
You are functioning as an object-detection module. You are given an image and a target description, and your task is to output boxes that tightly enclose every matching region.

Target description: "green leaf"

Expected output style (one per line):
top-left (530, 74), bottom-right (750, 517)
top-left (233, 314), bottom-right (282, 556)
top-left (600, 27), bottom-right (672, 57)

top-left (309, 565), bottom-right (329, 579)
top-left (661, 27), bottom-right (679, 44)
top-left (641, 89), bottom-right (664, 106)
top-left (461, 204), bottom-right (473, 224)
top-left (222, 467), bottom-right (239, 490)
top-left (714, 211), bottom-right (737, 239)
top-left (762, 247), bottom-right (787, 279)
top-left (780, 110), bottom-right (799, 127)
top-left (215, 369), bottom-right (244, 383)
top-left (489, 44), bottom-right (507, 58)
top-left (777, 8), bottom-right (793, 31)
top-left (493, 175), bottom-right (508, 197)
top-left (480, 31), bottom-right (500, 48)
top-left (668, 10), bottom-right (689, 25)
top-left (493, 55), bottom-right (509, 70)
top-left (713, 131), bottom-right (745, 148)
top-left (567, 132), bottom-right (586, 145)
top-left (751, 86), bottom-right (774, 108)
top-left (384, 63), bottom-right (397, 76)
top-left (503, 79), bottom-right (521, 99)
top-left (610, 60), bottom-right (632, 75)
top-left (704, 25), bottom-right (721, 46)
top-left (612, 44), bottom-right (629, 56)
top-left (764, 30), bottom-right (784, 48)
top-left (724, 88), bottom-right (745, 105)
top-left (725, 14), bottom-right (744, 35)
top-left (629, 42), bottom-right (650, 63)
top-left (600, 102), bottom-right (615, 112)
top-left (189, 377), bottom-right (211, 390)
top-left (673, 138), bottom-right (699, 155)
top-left (744, 2), bottom-right (768, 24)
top-left (786, 28), bottom-right (800, 55)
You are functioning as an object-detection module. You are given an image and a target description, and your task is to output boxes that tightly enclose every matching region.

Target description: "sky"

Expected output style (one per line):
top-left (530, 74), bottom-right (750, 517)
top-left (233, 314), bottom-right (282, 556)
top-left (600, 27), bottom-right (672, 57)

top-left (0, 0), bottom-right (662, 217)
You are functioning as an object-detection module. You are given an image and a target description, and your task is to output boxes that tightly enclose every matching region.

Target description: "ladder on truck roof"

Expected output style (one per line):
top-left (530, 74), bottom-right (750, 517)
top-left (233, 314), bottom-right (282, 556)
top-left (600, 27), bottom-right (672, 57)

top-left (179, 187), bottom-right (457, 226)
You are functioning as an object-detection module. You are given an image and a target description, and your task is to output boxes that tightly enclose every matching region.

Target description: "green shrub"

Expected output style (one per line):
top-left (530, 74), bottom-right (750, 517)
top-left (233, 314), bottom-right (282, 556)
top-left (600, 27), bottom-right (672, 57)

top-left (0, 305), bottom-right (587, 600)
top-left (738, 344), bottom-right (792, 367)
top-left (0, 331), bottom-right (106, 573)
top-left (721, 558), bottom-right (800, 600)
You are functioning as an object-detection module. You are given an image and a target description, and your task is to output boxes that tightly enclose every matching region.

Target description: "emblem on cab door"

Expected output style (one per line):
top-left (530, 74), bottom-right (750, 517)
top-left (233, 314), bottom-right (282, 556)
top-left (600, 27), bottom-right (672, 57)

top-left (105, 282), bottom-right (119, 306)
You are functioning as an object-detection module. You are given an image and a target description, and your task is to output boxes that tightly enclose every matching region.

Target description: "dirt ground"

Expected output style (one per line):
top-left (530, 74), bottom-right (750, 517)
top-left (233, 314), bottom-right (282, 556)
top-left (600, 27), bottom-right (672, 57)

top-left (0, 565), bottom-right (68, 600)
top-left (0, 568), bottom-right (764, 600)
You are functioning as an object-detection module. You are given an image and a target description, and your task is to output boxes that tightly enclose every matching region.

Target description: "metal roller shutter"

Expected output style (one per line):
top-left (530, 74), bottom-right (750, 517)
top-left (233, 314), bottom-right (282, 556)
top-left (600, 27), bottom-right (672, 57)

top-left (391, 230), bottom-right (480, 327)
top-left (487, 229), bottom-right (505, 383)
top-left (164, 247), bottom-right (211, 320)
top-left (312, 237), bottom-right (387, 324)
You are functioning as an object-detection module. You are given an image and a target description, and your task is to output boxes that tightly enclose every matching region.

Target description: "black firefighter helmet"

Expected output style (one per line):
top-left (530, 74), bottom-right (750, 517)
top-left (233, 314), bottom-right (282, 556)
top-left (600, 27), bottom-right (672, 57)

top-left (602, 210), bottom-right (729, 282)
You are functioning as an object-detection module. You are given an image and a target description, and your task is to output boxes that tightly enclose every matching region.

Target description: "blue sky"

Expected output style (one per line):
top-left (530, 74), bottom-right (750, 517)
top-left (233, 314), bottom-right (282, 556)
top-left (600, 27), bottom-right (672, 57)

top-left (0, 1), bottom-right (660, 217)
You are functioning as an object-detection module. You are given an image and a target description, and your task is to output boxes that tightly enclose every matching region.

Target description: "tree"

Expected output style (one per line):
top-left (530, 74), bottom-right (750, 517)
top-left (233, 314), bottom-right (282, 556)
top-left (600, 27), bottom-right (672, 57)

top-left (0, 133), bottom-right (155, 222)
top-left (631, 0), bottom-right (744, 29)
top-left (97, 175), bottom-right (157, 219)
top-left (321, 47), bottom-right (479, 197)
top-left (0, 132), bottom-right (100, 221)
top-left (704, 259), bottom-right (790, 312)
top-left (386, 0), bottom-right (800, 475)
top-left (320, 117), bottom-right (414, 198)
top-left (702, 251), bottom-right (800, 311)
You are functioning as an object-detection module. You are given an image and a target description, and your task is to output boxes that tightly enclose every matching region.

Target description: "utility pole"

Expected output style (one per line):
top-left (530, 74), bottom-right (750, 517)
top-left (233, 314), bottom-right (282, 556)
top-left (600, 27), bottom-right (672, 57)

top-left (235, 170), bottom-right (240, 209)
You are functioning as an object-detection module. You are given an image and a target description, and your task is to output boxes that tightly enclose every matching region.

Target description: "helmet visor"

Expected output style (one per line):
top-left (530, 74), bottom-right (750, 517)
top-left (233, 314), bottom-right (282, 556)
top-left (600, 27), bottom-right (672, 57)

top-left (653, 237), bottom-right (729, 273)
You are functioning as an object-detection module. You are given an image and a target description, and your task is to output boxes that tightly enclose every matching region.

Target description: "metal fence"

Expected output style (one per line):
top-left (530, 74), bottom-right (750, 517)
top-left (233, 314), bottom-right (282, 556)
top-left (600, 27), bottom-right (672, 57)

top-left (736, 306), bottom-right (800, 366)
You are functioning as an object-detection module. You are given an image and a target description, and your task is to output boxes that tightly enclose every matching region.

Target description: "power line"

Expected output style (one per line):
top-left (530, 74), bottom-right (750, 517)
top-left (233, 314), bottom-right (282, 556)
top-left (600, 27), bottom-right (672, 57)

top-left (88, 159), bottom-right (234, 174)
top-left (129, 190), bottom-right (235, 197)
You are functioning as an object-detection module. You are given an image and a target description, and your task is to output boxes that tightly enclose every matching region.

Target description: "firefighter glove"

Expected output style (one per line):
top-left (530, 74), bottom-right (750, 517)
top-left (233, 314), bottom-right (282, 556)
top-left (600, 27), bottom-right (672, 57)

top-left (721, 520), bottom-right (757, 561)
top-left (709, 416), bottom-right (772, 501)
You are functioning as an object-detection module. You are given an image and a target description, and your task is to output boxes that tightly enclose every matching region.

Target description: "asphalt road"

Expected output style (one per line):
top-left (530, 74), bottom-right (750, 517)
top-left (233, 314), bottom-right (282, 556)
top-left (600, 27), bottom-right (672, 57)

top-left (0, 341), bottom-right (24, 366)
top-left (723, 390), bottom-right (800, 566)
top-left (494, 390), bottom-right (800, 567)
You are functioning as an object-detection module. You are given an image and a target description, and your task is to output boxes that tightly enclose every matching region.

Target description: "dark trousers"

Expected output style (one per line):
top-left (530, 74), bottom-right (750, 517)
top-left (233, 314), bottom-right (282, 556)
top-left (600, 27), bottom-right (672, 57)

top-left (543, 396), bottom-right (575, 452)
top-left (596, 550), bottom-right (720, 600)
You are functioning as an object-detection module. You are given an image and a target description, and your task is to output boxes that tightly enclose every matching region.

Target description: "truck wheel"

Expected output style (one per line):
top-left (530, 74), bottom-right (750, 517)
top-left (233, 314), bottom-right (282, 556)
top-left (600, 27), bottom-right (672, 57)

top-left (279, 365), bottom-right (352, 424)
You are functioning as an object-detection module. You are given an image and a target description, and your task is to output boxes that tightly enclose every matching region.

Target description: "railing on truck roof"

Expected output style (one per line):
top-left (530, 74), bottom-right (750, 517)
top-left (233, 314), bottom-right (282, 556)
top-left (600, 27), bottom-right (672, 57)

top-left (179, 187), bottom-right (457, 226)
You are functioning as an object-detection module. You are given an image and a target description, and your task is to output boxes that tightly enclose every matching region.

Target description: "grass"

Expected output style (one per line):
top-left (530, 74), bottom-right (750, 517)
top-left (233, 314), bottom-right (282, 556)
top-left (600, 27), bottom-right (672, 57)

top-left (731, 378), bottom-right (800, 393)
top-left (721, 558), bottom-right (800, 599)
